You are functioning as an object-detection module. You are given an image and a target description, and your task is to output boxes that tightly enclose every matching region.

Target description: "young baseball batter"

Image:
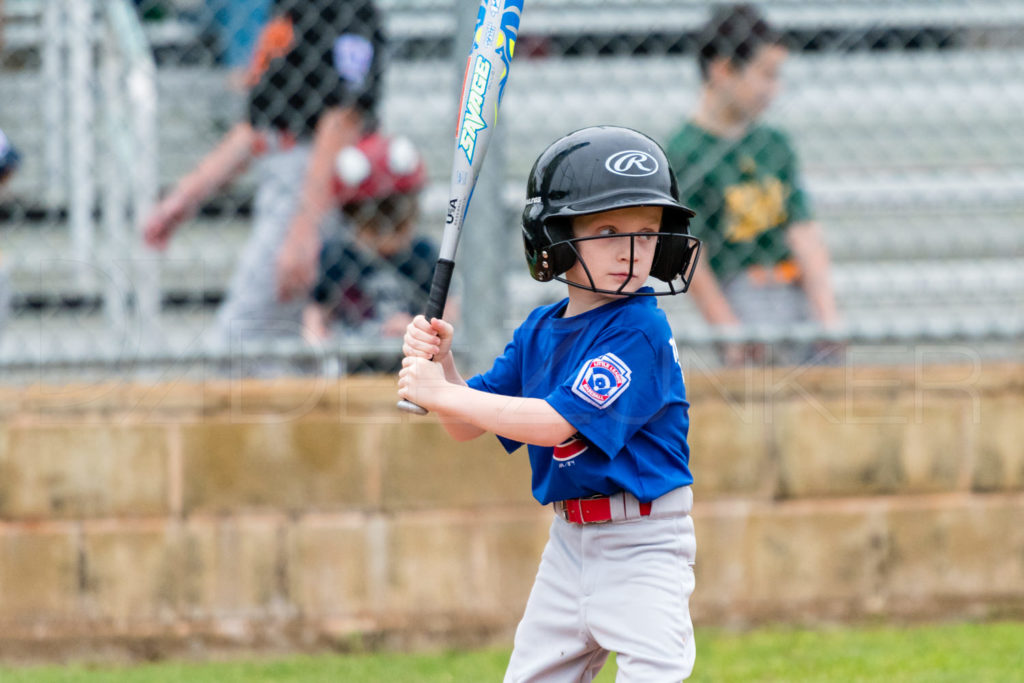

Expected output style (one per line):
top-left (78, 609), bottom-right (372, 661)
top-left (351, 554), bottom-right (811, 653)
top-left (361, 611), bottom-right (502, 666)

top-left (399, 126), bottom-right (702, 681)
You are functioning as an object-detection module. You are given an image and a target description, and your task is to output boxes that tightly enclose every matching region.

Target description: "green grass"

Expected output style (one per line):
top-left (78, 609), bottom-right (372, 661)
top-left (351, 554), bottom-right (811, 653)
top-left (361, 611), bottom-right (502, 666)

top-left (2, 621), bottom-right (1022, 682)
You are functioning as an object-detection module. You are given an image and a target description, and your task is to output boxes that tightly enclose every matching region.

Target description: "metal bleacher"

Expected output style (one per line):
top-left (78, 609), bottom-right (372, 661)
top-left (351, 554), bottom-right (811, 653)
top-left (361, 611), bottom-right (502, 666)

top-left (0, 0), bottom-right (1022, 374)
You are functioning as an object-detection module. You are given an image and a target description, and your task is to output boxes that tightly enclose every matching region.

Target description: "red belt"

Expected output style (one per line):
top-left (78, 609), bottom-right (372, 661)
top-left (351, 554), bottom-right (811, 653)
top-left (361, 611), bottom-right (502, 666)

top-left (556, 495), bottom-right (652, 524)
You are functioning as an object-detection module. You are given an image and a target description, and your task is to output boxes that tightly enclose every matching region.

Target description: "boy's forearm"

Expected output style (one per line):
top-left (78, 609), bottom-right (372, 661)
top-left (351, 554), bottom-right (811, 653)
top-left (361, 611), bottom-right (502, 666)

top-left (177, 122), bottom-right (257, 206)
top-left (689, 261), bottom-right (741, 327)
top-left (432, 384), bottom-right (575, 447)
top-left (788, 221), bottom-right (840, 328)
top-left (801, 269), bottom-right (839, 328)
top-left (437, 351), bottom-right (465, 385)
top-left (290, 107), bottom-right (363, 235)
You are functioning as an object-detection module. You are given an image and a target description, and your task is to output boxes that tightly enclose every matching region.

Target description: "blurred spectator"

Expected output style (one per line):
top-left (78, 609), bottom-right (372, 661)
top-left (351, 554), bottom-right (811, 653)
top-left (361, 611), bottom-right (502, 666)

top-left (0, 127), bottom-right (20, 341)
top-left (304, 133), bottom-right (445, 358)
top-left (665, 3), bottom-right (841, 366)
top-left (142, 0), bottom-right (386, 359)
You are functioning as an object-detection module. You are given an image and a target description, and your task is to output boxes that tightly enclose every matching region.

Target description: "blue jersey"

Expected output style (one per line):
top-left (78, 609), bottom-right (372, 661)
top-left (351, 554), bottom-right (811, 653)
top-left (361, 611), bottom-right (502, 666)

top-left (467, 288), bottom-right (692, 504)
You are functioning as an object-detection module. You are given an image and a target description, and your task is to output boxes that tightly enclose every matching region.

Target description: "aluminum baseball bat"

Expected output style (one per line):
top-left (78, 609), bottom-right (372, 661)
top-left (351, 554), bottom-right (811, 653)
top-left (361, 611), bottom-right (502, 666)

top-left (398, 0), bottom-right (524, 415)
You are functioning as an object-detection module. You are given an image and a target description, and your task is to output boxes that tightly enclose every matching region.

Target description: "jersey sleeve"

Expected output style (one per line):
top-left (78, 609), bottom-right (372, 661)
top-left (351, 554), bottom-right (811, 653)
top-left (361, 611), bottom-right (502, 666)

top-left (777, 130), bottom-right (813, 225)
top-left (466, 335), bottom-right (524, 454)
top-left (319, 0), bottom-right (386, 112)
top-left (544, 325), bottom-right (670, 460)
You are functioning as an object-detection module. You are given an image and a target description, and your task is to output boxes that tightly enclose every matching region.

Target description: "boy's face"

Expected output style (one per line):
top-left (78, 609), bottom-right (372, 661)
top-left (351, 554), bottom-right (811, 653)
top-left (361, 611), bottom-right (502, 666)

top-left (564, 205), bottom-right (663, 297)
top-left (717, 44), bottom-right (787, 122)
top-left (348, 194), bottom-right (419, 257)
top-left (356, 217), bottom-right (415, 257)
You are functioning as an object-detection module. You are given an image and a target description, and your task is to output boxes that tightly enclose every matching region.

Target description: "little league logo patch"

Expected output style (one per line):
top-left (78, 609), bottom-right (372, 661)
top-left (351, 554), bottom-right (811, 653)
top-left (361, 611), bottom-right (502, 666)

top-left (572, 353), bottom-right (632, 409)
top-left (333, 34), bottom-right (374, 86)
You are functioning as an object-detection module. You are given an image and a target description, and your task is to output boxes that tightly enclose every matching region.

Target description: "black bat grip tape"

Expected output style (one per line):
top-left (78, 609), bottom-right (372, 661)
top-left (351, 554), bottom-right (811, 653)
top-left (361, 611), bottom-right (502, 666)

top-left (397, 258), bottom-right (456, 415)
top-left (424, 258), bottom-right (455, 322)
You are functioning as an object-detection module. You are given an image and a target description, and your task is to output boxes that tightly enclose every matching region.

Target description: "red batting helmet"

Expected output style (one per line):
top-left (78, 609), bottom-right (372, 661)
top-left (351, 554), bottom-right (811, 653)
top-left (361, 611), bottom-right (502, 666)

top-left (332, 132), bottom-right (427, 206)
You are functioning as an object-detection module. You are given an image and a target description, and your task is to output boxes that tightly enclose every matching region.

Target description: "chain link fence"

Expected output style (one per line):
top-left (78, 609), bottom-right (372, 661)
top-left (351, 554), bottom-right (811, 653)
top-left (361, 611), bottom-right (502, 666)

top-left (0, 0), bottom-right (1021, 382)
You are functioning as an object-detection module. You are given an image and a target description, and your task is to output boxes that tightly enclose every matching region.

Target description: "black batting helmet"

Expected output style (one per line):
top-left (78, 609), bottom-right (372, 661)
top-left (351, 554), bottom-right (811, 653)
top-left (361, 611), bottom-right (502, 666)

top-left (521, 125), bottom-right (701, 295)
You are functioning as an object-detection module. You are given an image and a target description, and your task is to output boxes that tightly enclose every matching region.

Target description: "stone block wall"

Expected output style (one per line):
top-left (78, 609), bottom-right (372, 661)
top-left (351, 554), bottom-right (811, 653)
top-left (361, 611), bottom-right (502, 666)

top-left (0, 363), bottom-right (1021, 659)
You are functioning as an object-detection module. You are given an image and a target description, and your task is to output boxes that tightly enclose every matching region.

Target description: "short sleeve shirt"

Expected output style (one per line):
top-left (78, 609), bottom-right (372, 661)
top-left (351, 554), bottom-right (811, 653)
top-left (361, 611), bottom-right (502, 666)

top-left (247, 0), bottom-right (386, 138)
top-left (467, 291), bottom-right (692, 505)
top-left (665, 122), bottom-right (812, 283)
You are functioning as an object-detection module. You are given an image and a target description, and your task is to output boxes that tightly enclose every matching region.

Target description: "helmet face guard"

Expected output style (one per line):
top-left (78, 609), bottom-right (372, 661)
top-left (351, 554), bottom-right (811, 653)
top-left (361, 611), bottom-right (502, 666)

top-left (537, 228), bottom-right (702, 296)
top-left (522, 126), bottom-right (702, 296)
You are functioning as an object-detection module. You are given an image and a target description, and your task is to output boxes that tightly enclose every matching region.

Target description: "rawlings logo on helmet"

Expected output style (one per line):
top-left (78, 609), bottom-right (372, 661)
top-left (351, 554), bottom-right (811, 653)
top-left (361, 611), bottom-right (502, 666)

top-left (605, 150), bottom-right (659, 177)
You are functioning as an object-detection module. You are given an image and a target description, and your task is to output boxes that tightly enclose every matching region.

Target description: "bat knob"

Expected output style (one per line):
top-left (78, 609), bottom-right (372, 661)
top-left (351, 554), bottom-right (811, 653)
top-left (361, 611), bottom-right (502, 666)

top-left (396, 399), bottom-right (429, 416)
